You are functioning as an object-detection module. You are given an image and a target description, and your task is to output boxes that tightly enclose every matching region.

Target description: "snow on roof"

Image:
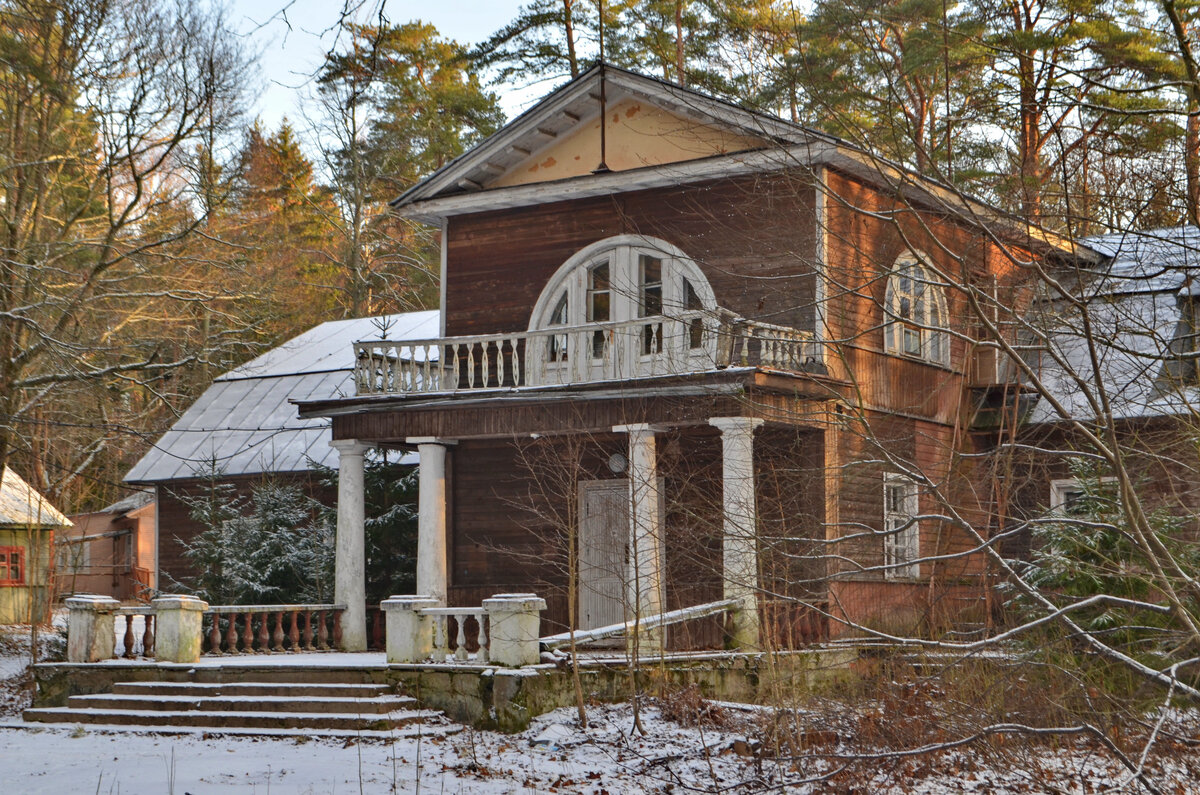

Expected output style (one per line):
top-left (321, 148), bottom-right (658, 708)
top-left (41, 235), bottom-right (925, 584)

top-left (0, 467), bottom-right (71, 528)
top-left (1029, 226), bottom-right (1200, 424)
top-left (124, 311), bottom-right (437, 484)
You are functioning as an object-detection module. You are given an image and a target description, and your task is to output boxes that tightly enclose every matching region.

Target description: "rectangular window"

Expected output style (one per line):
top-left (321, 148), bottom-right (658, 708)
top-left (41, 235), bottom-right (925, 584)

top-left (0, 546), bottom-right (26, 585)
top-left (588, 262), bottom-right (611, 359)
top-left (639, 255), bottom-right (664, 355)
top-left (883, 476), bottom-right (919, 579)
top-left (1050, 477), bottom-right (1117, 516)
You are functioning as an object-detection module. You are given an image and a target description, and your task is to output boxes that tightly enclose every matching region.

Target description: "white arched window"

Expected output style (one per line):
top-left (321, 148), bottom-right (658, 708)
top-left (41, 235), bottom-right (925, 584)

top-left (528, 235), bottom-right (718, 381)
top-left (884, 253), bottom-right (950, 366)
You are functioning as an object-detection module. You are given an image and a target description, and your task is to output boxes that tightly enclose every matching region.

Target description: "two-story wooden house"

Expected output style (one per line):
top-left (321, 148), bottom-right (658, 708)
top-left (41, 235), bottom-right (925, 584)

top-left (297, 65), bottom-right (1091, 652)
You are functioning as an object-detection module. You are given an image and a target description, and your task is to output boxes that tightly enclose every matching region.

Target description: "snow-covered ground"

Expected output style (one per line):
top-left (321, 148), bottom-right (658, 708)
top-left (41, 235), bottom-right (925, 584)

top-left (3, 626), bottom-right (1199, 793)
top-left (2, 701), bottom-right (1198, 794)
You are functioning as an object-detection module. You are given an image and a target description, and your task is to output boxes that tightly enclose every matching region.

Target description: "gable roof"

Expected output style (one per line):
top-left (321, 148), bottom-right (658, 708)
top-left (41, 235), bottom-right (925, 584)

top-left (392, 64), bottom-right (1092, 261)
top-left (0, 467), bottom-right (71, 528)
top-left (396, 63), bottom-right (815, 213)
top-left (1028, 226), bottom-right (1200, 424)
top-left (124, 311), bottom-right (438, 484)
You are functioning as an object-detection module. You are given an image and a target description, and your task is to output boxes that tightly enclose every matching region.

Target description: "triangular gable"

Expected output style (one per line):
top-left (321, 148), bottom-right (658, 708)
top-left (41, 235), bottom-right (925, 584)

top-left (395, 64), bottom-right (804, 208)
top-left (489, 97), bottom-right (767, 189)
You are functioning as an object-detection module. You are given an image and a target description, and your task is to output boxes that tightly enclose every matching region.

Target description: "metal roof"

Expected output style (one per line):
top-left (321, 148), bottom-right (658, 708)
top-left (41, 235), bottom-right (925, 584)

top-left (0, 467), bottom-right (71, 528)
top-left (124, 311), bottom-right (438, 484)
top-left (1028, 227), bottom-right (1200, 424)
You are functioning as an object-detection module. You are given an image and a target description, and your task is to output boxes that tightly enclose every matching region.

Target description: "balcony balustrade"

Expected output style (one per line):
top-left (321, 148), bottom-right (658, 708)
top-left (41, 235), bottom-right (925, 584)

top-left (354, 311), bottom-right (821, 396)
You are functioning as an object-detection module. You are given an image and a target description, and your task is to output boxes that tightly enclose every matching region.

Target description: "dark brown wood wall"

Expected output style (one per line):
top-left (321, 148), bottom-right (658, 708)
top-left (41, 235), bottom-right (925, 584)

top-left (444, 173), bottom-right (820, 337)
top-left (155, 473), bottom-right (336, 593)
top-left (445, 426), bottom-right (824, 649)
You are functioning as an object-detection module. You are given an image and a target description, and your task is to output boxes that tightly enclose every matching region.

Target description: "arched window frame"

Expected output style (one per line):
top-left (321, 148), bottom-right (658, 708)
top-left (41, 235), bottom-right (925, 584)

top-left (529, 235), bottom-right (717, 333)
top-left (883, 252), bottom-right (951, 367)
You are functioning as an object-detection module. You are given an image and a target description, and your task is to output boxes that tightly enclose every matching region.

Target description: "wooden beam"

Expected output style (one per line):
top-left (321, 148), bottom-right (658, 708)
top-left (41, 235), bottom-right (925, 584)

top-left (561, 111), bottom-right (581, 123)
top-left (508, 145), bottom-right (532, 157)
top-left (535, 127), bottom-right (558, 139)
top-left (456, 177), bottom-right (483, 191)
top-left (481, 162), bottom-right (506, 175)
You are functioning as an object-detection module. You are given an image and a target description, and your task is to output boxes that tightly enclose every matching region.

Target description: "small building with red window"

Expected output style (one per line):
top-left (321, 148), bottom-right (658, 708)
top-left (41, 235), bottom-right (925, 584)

top-left (0, 467), bottom-right (71, 624)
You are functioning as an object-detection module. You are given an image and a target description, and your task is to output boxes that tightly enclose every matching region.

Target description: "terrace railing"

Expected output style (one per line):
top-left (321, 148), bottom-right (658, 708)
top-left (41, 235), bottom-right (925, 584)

top-left (354, 312), bottom-right (822, 396)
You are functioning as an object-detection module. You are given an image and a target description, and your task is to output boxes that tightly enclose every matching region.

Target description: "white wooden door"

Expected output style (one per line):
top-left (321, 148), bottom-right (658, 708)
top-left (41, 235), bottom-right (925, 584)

top-left (578, 479), bottom-right (629, 635)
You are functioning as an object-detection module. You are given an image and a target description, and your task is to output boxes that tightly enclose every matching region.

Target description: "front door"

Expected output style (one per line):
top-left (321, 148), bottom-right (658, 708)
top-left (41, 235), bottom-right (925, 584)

top-left (578, 479), bottom-right (628, 635)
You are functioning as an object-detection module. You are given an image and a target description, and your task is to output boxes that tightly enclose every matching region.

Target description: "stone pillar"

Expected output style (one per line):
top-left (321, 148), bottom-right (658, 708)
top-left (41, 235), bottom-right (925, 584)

top-left (381, 595), bottom-right (439, 663)
top-left (66, 595), bottom-right (120, 662)
top-left (709, 417), bottom-right (765, 648)
top-left (152, 595), bottom-right (208, 663)
top-left (331, 439), bottom-right (370, 651)
top-left (614, 423), bottom-right (664, 652)
top-left (483, 593), bottom-right (547, 667)
top-left (407, 438), bottom-right (454, 604)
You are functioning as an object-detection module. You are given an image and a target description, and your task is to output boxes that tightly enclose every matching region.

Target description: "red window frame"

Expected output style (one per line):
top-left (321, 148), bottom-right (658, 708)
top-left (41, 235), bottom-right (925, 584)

top-left (0, 546), bottom-right (25, 585)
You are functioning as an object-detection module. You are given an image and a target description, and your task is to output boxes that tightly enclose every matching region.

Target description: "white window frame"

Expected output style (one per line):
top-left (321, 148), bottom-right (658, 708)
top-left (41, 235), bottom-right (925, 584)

top-left (883, 474), bottom-right (920, 580)
top-left (884, 252), bottom-right (950, 367)
top-left (1049, 476), bottom-right (1117, 515)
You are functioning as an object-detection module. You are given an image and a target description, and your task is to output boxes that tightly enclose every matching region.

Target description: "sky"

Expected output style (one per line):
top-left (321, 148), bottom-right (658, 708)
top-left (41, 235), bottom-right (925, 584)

top-left (229, 0), bottom-right (536, 130)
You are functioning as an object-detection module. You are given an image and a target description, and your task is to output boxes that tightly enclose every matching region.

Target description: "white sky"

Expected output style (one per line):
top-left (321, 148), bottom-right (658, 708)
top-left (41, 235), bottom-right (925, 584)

top-left (229, 0), bottom-right (537, 130)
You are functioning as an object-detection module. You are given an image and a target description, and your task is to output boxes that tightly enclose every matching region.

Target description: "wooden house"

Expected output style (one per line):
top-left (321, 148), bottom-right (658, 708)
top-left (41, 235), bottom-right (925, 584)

top-left (0, 467), bottom-right (71, 624)
top-left (296, 65), bottom-right (1091, 651)
top-left (123, 312), bottom-right (434, 593)
top-left (62, 490), bottom-right (155, 602)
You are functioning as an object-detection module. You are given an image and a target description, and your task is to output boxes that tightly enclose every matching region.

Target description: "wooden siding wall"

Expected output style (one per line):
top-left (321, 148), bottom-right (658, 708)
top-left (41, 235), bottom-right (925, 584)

top-left (155, 473), bottom-right (336, 591)
top-left (444, 173), bottom-right (820, 337)
top-left (445, 426), bottom-right (824, 650)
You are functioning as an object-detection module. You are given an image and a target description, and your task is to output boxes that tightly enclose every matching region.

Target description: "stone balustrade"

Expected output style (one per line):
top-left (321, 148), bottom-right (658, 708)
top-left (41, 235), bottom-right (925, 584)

top-left (202, 604), bottom-right (345, 655)
top-left (64, 596), bottom-right (348, 663)
top-left (382, 593), bottom-right (546, 667)
top-left (354, 312), bottom-right (822, 396)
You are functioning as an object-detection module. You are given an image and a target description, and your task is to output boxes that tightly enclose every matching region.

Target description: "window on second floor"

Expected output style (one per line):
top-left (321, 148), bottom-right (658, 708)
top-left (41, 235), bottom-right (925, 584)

top-left (530, 235), bottom-right (717, 363)
top-left (884, 254), bottom-right (950, 367)
top-left (883, 475), bottom-right (920, 579)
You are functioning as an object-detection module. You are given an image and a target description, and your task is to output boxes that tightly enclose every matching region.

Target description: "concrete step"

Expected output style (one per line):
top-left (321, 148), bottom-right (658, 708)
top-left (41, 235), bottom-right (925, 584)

top-left (110, 681), bottom-right (393, 698)
top-left (23, 706), bottom-right (441, 732)
top-left (66, 693), bottom-right (416, 715)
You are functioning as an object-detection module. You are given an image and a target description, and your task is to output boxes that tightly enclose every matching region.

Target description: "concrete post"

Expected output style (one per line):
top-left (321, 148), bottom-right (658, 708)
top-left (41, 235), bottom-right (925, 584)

top-left (380, 595), bottom-right (439, 663)
top-left (709, 417), bottom-right (765, 648)
top-left (483, 593), bottom-right (547, 667)
top-left (614, 423), bottom-right (664, 653)
top-left (331, 439), bottom-right (371, 651)
top-left (66, 595), bottom-right (120, 663)
top-left (407, 438), bottom-right (454, 604)
top-left (152, 595), bottom-right (209, 663)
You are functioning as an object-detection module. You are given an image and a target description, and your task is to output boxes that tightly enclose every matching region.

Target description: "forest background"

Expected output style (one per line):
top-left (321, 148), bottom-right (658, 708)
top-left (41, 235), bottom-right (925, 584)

top-left (4, 0), bottom-right (1200, 515)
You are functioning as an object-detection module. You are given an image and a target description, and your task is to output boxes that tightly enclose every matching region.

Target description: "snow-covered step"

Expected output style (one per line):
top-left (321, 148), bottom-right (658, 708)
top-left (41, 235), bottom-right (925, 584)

top-left (110, 681), bottom-right (393, 699)
top-left (65, 693), bottom-right (416, 715)
top-left (22, 707), bottom-right (441, 731)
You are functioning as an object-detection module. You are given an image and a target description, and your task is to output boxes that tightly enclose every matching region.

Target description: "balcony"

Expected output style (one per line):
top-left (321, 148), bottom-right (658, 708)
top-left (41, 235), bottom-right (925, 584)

top-left (354, 311), bottom-right (822, 396)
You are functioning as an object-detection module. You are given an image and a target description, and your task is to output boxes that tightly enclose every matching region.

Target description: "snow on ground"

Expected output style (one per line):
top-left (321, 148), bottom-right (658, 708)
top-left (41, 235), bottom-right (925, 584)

top-left (2, 701), bottom-right (1199, 794)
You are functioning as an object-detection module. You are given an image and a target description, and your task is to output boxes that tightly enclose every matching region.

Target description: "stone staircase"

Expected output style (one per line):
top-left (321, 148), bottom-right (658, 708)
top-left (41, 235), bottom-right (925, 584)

top-left (24, 680), bottom-right (445, 733)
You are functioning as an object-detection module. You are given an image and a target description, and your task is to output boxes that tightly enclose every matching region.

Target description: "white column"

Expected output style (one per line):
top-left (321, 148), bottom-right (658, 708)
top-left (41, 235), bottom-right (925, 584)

top-left (407, 437), bottom-right (453, 604)
top-left (614, 423), bottom-right (664, 651)
top-left (709, 417), bottom-right (765, 648)
top-left (331, 439), bottom-right (370, 651)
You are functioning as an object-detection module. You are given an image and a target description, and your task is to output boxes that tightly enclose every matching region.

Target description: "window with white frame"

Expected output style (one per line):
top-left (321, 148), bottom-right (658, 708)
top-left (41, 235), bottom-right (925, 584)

top-left (884, 253), bottom-right (950, 366)
top-left (530, 235), bottom-right (717, 359)
top-left (1050, 476), bottom-right (1118, 516)
top-left (883, 475), bottom-right (920, 579)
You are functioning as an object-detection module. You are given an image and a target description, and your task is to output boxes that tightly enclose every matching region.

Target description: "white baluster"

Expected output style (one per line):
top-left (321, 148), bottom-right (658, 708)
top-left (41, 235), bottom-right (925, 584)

top-left (455, 615), bottom-right (469, 661)
top-left (482, 341), bottom-right (492, 386)
top-left (477, 615), bottom-right (489, 662)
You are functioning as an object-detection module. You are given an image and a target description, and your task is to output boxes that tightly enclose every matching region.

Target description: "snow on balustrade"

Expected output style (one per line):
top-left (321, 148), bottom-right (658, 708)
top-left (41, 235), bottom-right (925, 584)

top-left (353, 312), bottom-right (822, 396)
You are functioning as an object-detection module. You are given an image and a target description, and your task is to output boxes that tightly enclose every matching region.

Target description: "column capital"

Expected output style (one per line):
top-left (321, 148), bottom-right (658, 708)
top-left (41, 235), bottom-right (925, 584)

top-left (613, 423), bottom-right (665, 435)
top-left (405, 437), bottom-right (457, 446)
top-left (708, 416), bottom-right (765, 435)
top-left (330, 439), bottom-right (371, 456)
